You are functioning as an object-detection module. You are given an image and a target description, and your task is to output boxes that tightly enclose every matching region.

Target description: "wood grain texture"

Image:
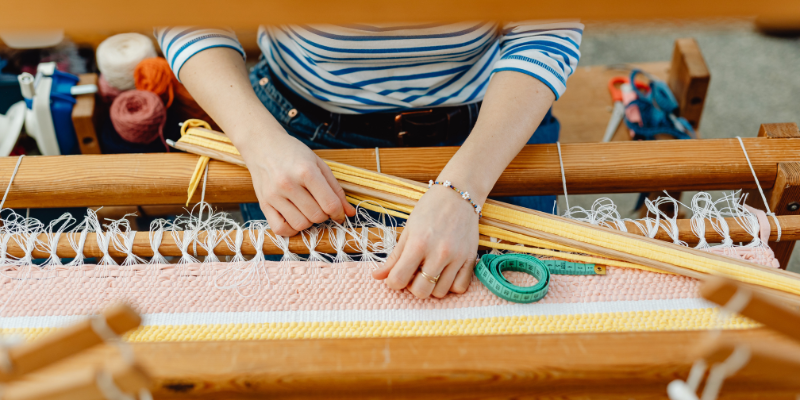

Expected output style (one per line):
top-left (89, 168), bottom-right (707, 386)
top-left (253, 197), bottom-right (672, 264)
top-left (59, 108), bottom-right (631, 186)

top-left (71, 74), bottom-right (102, 155)
top-left (1, 304), bottom-right (140, 382)
top-left (1, 0), bottom-right (798, 31)
top-left (667, 38), bottom-right (710, 130)
top-left (701, 277), bottom-right (800, 345)
top-left (5, 360), bottom-right (151, 400)
top-left (3, 137), bottom-right (799, 208)
top-left (10, 329), bottom-right (800, 399)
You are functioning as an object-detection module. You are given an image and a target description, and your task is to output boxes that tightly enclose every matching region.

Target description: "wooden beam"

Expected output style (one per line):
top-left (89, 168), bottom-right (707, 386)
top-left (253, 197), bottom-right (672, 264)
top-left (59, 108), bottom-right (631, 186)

top-left (700, 277), bottom-right (800, 345)
top-left (0, 304), bottom-right (141, 382)
top-left (6, 215), bottom-right (800, 259)
top-left (744, 123), bottom-right (800, 269)
top-left (71, 74), bottom-right (102, 155)
top-left (667, 38), bottom-right (711, 131)
top-left (5, 360), bottom-right (151, 400)
top-left (14, 329), bottom-right (800, 399)
top-left (1, 0), bottom-right (798, 32)
top-left (1, 137), bottom-right (798, 208)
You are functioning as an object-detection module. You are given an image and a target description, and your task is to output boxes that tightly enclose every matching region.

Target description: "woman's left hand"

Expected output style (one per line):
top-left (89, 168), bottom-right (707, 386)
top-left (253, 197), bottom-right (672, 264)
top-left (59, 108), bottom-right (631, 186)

top-left (372, 184), bottom-right (479, 298)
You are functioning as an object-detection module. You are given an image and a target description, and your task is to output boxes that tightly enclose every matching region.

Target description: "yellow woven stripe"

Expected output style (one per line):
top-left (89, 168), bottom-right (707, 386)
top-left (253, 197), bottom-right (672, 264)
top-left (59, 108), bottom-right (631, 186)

top-left (178, 135), bottom-right (241, 156)
top-left (326, 161), bottom-right (427, 194)
top-left (0, 309), bottom-right (756, 342)
top-left (185, 127), bottom-right (233, 144)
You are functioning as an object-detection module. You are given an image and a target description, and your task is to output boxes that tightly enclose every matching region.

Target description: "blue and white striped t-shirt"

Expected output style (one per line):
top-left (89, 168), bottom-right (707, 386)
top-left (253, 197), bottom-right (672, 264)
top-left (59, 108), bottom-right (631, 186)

top-left (155, 21), bottom-right (583, 114)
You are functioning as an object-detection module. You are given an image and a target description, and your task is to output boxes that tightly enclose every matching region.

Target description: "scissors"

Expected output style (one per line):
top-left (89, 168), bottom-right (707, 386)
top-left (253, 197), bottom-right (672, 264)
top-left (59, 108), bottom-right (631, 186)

top-left (602, 76), bottom-right (650, 142)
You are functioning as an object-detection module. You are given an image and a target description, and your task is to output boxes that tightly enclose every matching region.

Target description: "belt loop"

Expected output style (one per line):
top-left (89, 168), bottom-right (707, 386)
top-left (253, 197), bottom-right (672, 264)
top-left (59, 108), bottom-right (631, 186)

top-left (326, 113), bottom-right (341, 138)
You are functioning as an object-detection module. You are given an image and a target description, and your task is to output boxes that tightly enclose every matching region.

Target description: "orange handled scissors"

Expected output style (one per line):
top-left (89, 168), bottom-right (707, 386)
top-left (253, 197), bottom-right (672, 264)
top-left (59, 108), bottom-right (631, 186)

top-left (602, 77), bottom-right (650, 142)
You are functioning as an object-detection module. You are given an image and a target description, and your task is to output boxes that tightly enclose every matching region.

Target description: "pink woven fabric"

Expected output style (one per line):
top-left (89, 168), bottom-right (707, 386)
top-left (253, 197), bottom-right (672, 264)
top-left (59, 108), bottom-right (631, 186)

top-left (0, 262), bottom-right (699, 317)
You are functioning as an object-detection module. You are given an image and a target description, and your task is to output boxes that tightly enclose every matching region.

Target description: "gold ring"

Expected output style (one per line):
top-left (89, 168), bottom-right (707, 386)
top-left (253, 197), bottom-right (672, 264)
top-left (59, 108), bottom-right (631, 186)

top-left (418, 270), bottom-right (440, 284)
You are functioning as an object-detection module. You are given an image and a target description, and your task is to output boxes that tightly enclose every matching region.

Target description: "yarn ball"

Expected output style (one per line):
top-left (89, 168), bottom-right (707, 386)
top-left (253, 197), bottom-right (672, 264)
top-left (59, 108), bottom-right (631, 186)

top-left (97, 75), bottom-right (124, 104)
top-left (96, 33), bottom-right (157, 91)
top-left (134, 57), bottom-right (176, 108)
top-left (110, 90), bottom-right (167, 146)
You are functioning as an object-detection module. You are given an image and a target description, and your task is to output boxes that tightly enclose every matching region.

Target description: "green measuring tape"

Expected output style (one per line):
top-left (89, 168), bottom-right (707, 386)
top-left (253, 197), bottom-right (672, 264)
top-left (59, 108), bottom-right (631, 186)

top-left (474, 254), bottom-right (606, 304)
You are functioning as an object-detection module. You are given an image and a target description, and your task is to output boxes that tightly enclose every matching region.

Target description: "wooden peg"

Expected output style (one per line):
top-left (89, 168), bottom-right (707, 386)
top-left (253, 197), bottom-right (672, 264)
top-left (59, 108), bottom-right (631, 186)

top-left (700, 277), bottom-right (800, 345)
top-left (4, 360), bottom-right (151, 400)
top-left (0, 303), bottom-right (141, 382)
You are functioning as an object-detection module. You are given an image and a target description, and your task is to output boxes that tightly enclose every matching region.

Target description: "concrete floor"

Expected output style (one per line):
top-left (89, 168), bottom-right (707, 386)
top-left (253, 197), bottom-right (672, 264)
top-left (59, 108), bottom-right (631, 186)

top-left (555, 19), bottom-right (800, 271)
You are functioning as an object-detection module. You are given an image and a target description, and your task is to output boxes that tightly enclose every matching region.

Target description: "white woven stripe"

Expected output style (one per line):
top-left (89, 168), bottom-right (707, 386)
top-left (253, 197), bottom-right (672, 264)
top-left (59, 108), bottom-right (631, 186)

top-left (0, 298), bottom-right (715, 329)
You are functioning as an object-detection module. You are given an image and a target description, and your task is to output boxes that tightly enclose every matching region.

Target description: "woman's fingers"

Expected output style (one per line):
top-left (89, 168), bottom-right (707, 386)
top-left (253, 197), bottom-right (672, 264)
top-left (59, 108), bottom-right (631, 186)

top-left (384, 240), bottom-right (425, 290)
top-left (450, 258), bottom-right (475, 294)
top-left (304, 165), bottom-right (347, 223)
top-left (317, 158), bottom-right (357, 218)
top-left (260, 202), bottom-right (298, 237)
top-left (271, 197), bottom-right (313, 234)
top-left (408, 259), bottom-right (448, 299)
top-left (430, 260), bottom-right (463, 298)
top-left (372, 234), bottom-right (406, 280)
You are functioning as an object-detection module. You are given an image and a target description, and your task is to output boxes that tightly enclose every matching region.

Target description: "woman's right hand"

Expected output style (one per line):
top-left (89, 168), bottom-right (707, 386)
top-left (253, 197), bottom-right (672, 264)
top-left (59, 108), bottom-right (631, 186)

top-left (176, 47), bottom-right (355, 235)
top-left (240, 132), bottom-right (356, 236)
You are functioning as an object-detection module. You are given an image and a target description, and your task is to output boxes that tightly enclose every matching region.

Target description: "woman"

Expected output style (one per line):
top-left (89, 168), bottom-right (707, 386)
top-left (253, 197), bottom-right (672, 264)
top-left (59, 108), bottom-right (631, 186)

top-left (156, 21), bottom-right (582, 299)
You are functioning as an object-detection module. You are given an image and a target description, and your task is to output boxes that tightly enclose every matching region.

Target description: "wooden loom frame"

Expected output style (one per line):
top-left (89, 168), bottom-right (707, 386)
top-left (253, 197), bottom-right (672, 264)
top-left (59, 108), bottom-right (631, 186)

top-left (4, 2), bottom-right (800, 397)
top-left (3, 123), bottom-right (800, 399)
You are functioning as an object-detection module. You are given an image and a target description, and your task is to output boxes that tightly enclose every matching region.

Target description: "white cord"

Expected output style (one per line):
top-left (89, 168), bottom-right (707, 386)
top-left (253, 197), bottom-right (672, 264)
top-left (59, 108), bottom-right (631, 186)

top-left (556, 142), bottom-right (569, 212)
top-left (0, 155), bottom-right (24, 210)
top-left (736, 137), bottom-right (781, 242)
top-left (375, 147), bottom-right (381, 173)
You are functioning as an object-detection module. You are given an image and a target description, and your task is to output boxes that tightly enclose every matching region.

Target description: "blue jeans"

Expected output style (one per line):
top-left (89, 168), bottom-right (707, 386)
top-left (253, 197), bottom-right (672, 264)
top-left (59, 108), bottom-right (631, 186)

top-left (240, 60), bottom-right (560, 222)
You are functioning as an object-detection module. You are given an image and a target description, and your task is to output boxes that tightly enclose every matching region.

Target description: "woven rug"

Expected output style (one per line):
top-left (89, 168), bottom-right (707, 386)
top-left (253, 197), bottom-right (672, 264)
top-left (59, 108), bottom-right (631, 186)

top-left (0, 260), bottom-right (757, 342)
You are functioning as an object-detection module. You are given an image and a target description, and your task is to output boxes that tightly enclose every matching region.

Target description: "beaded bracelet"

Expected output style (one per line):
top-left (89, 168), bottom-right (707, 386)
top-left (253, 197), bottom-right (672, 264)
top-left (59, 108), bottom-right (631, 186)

top-left (428, 180), bottom-right (483, 219)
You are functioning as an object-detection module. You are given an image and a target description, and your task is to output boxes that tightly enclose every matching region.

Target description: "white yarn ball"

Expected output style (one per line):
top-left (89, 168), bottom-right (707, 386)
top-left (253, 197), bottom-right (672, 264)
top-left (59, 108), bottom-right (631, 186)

top-left (96, 33), bottom-right (157, 91)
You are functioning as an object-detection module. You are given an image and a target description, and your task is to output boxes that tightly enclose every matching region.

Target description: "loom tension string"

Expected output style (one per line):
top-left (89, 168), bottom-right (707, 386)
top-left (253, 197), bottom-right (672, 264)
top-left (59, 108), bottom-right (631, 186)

top-left (737, 137), bottom-right (781, 242)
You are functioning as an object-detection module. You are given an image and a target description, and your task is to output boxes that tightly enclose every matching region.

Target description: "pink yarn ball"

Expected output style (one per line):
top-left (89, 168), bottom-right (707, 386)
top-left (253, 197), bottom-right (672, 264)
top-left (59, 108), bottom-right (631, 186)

top-left (98, 75), bottom-right (124, 104)
top-left (110, 90), bottom-right (167, 146)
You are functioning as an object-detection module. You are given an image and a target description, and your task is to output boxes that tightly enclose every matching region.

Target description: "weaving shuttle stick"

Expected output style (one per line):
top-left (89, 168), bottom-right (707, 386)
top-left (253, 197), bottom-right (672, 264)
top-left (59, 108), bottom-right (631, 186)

top-left (325, 161), bottom-right (800, 305)
top-left (4, 359), bottom-right (151, 400)
top-left (0, 304), bottom-right (141, 382)
top-left (701, 277), bottom-right (800, 343)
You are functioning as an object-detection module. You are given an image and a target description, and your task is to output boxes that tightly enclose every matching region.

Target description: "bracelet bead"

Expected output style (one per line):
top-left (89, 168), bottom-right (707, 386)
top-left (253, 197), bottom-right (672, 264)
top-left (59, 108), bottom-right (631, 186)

top-left (428, 180), bottom-right (483, 218)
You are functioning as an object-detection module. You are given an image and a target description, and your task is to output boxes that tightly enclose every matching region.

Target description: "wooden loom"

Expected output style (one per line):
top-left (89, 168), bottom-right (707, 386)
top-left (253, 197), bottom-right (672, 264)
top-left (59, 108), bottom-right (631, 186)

top-left (0, 123), bottom-right (797, 398)
top-left (3, 1), bottom-right (800, 398)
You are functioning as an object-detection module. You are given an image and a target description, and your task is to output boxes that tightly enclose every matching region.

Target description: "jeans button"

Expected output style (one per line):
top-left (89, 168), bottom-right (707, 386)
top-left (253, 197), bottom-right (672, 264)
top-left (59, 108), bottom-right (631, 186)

top-left (287, 109), bottom-right (298, 119)
top-left (259, 77), bottom-right (269, 86)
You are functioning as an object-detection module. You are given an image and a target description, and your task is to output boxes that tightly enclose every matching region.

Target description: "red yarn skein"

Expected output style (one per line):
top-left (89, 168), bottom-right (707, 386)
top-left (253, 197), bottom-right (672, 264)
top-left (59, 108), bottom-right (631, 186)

top-left (110, 90), bottom-right (167, 148)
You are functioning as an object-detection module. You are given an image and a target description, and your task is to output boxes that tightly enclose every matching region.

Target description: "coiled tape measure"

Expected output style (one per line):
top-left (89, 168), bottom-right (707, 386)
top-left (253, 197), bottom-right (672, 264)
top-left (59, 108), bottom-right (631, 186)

top-left (474, 254), bottom-right (606, 303)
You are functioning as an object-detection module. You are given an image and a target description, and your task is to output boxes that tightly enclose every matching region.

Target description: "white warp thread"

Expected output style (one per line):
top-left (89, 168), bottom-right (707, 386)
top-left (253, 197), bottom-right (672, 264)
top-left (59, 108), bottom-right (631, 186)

top-left (736, 136), bottom-right (781, 242)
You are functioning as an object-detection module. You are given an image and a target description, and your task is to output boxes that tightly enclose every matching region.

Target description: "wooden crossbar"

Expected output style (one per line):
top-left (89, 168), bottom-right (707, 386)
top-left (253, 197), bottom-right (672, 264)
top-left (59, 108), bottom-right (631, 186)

top-left (4, 215), bottom-right (799, 259)
top-left (1, 137), bottom-right (798, 208)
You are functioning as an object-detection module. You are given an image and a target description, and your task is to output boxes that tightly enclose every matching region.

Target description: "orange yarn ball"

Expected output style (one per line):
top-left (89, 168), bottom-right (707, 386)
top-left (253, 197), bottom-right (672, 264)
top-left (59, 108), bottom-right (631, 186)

top-left (134, 57), bottom-right (176, 108)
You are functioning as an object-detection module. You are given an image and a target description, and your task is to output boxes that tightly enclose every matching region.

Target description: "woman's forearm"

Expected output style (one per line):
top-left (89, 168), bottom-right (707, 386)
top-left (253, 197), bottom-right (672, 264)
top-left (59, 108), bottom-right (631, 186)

top-left (177, 48), bottom-right (286, 158)
top-left (438, 71), bottom-right (555, 203)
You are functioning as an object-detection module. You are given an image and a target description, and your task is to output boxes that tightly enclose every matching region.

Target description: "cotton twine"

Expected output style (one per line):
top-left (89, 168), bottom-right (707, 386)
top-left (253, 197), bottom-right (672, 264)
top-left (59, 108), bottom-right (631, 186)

top-left (110, 90), bottom-right (167, 148)
top-left (96, 33), bottom-right (157, 91)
